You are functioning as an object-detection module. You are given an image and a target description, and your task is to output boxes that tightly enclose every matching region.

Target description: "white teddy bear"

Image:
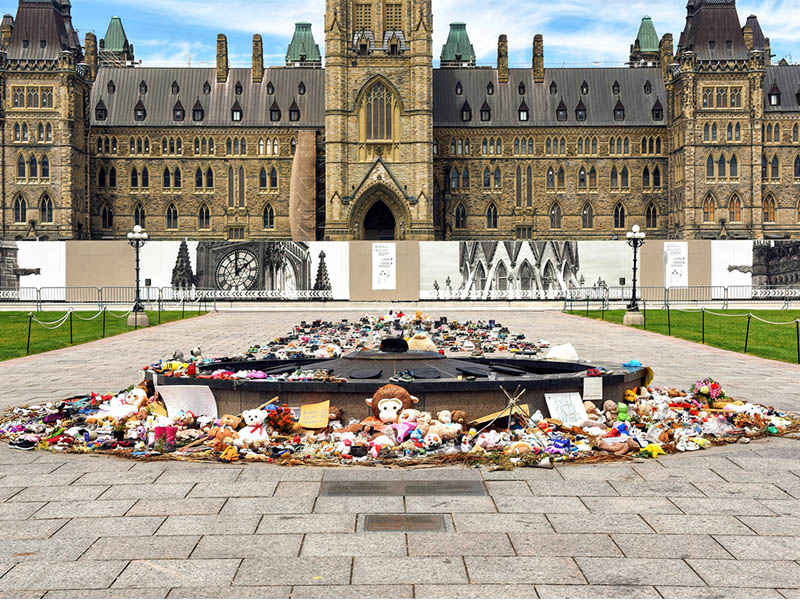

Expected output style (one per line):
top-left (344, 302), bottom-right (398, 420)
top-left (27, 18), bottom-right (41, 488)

top-left (234, 409), bottom-right (270, 449)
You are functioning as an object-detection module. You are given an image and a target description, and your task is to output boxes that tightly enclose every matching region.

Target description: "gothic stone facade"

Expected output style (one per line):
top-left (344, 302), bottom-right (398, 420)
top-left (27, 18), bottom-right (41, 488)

top-left (1, 0), bottom-right (800, 241)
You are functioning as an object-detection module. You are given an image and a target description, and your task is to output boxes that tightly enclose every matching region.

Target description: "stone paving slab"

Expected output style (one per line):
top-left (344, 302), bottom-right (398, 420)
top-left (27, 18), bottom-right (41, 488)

top-left (9, 485), bottom-right (108, 502)
top-left (82, 535), bottom-right (201, 560)
top-left (575, 557), bottom-right (705, 586)
top-left (0, 519), bottom-right (68, 540)
top-left (191, 534), bottom-right (303, 559)
top-left (166, 586), bottom-right (291, 599)
top-left (510, 533), bottom-right (623, 557)
top-left (416, 584), bottom-right (537, 598)
top-left (235, 557), bottom-right (352, 586)
top-left (290, 585), bottom-right (413, 598)
top-left (352, 556), bottom-right (468, 584)
top-left (0, 537), bottom-right (95, 563)
top-left (256, 514), bottom-right (357, 534)
top-left (407, 532), bottom-right (515, 556)
top-left (114, 559), bottom-right (241, 588)
top-left (656, 586), bottom-right (784, 598)
top-left (493, 495), bottom-right (587, 513)
top-left (301, 532), bottom-right (405, 557)
top-left (44, 589), bottom-right (171, 599)
top-left (54, 516), bottom-right (164, 538)
top-left (611, 533), bottom-right (731, 559)
top-left (155, 515), bottom-right (259, 536)
top-left (34, 499), bottom-right (135, 519)
top-left (535, 584), bottom-right (659, 598)
top-left (687, 559), bottom-right (800, 587)
top-left (97, 483), bottom-right (193, 501)
top-left (0, 560), bottom-right (127, 590)
top-left (713, 534), bottom-right (800, 560)
top-left (465, 556), bottom-right (585, 584)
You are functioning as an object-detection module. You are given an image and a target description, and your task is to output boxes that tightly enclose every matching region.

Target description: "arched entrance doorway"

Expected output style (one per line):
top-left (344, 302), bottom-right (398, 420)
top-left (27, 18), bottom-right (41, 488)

top-left (363, 200), bottom-right (396, 240)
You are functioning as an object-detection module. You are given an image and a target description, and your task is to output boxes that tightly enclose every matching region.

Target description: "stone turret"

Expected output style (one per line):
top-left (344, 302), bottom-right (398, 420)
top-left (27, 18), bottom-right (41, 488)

top-left (252, 34), bottom-right (264, 83)
top-left (286, 23), bottom-right (322, 67)
top-left (440, 23), bottom-right (475, 67)
top-left (0, 14), bottom-right (13, 49)
top-left (532, 34), bottom-right (544, 83)
top-left (216, 33), bottom-right (228, 83)
top-left (629, 16), bottom-right (660, 66)
top-left (497, 34), bottom-right (508, 83)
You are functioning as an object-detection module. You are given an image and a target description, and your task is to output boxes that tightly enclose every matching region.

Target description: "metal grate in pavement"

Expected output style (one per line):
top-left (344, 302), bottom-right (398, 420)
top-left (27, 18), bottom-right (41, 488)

top-left (320, 480), bottom-right (486, 497)
top-left (364, 514), bottom-right (447, 532)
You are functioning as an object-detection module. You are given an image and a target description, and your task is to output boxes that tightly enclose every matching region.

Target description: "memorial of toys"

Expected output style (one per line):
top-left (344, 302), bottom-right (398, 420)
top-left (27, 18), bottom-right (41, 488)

top-left (0, 312), bottom-right (796, 467)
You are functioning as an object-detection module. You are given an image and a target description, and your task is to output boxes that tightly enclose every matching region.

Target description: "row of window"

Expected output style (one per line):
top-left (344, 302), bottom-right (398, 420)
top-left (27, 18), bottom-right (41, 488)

top-left (102, 165), bottom-right (281, 191)
top-left (12, 122), bottom-right (53, 143)
top-left (100, 99), bottom-right (301, 124)
top-left (763, 123), bottom-right (800, 143)
top-left (113, 202), bottom-right (277, 231)
top-left (11, 87), bottom-right (54, 109)
top-left (453, 200), bottom-right (658, 231)
top-left (700, 194), bottom-right (782, 224)
top-left (12, 195), bottom-right (53, 224)
top-left (700, 86), bottom-right (743, 109)
top-left (705, 154), bottom-right (739, 180)
top-left (96, 136), bottom-right (290, 157)
top-left (439, 135), bottom-right (662, 158)
top-left (108, 78), bottom-right (304, 99)
top-left (703, 122), bottom-right (742, 143)
top-left (16, 154), bottom-right (50, 180)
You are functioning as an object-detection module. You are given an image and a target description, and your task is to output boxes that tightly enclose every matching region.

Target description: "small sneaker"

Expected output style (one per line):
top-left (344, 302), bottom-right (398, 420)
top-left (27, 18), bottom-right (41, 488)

top-left (9, 439), bottom-right (36, 451)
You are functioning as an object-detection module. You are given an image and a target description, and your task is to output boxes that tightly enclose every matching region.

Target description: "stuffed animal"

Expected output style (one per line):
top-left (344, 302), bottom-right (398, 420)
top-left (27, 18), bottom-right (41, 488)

top-left (366, 384), bottom-right (419, 424)
top-left (424, 431), bottom-right (443, 449)
top-left (328, 406), bottom-right (344, 429)
top-left (235, 409), bottom-right (270, 449)
top-left (603, 400), bottom-right (618, 427)
top-left (207, 414), bottom-right (242, 452)
top-left (617, 402), bottom-right (630, 423)
top-left (450, 410), bottom-right (467, 426)
top-left (408, 332), bottom-right (436, 352)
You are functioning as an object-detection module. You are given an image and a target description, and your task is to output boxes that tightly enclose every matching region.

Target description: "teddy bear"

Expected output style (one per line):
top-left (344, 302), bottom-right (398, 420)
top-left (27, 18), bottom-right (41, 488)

top-left (206, 414), bottom-right (242, 452)
top-left (408, 332), bottom-right (437, 352)
top-left (603, 400), bottom-right (618, 427)
top-left (327, 406), bottom-right (344, 430)
top-left (366, 384), bottom-right (419, 424)
top-left (234, 409), bottom-right (270, 450)
top-left (398, 409), bottom-right (432, 436)
top-left (450, 410), bottom-right (467, 427)
top-left (427, 412), bottom-right (462, 441)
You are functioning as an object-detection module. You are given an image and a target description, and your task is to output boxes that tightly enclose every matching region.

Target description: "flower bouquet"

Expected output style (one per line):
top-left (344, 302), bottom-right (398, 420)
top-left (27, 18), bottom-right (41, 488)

top-left (690, 378), bottom-right (727, 406)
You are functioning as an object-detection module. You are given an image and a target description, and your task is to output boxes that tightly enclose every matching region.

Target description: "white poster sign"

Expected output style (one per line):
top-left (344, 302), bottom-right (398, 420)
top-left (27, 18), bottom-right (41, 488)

top-left (545, 392), bottom-right (588, 427)
top-left (155, 384), bottom-right (218, 419)
top-left (664, 242), bottom-right (689, 288)
top-left (372, 243), bottom-right (396, 290)
top-left (583, 377), bottom-right (604, 401)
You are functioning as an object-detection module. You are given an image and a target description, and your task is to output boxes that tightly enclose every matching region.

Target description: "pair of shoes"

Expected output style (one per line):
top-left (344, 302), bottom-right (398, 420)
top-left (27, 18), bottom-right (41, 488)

top-left (389, 371), bottom-right (415, 383)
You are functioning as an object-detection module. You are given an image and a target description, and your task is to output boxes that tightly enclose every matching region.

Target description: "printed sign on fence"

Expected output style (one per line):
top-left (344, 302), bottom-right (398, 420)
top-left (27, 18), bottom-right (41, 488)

top-left (372, 243), bottom-right (396, 290)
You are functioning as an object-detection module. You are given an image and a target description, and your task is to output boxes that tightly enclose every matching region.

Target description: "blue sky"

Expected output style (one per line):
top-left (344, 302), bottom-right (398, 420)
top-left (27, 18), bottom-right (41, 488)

top-left (64, 0), bottom-right (800, 68)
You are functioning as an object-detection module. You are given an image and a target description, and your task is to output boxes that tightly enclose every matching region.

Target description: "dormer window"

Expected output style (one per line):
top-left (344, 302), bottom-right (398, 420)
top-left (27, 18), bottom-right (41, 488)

top-left (289, 101), bottom-right (300, 122)
top-left (613, 99), bottom-right (625, 121)
top-left (173, 101), bottom-right (185, 121)
top-left (235, 81), bottom-right (243, 95)
top-left (389, 42), bottom-right (399, 55)
top-left (298, 81), bottom-right (306, 95)
top-left (480, 101), bottom-right (491, 122)
top-left (171, 81), bottom-right (179, 95)
top-left (134, 103), bottom-right (146, 122)
top-left (107, 80), bottom-right (115, 95)
top-left (518, 100), bottom-right (529, 122)
top-left (193, 101), bottom-right (204, 122)
top-left (40, 39), bottom-right (45, 49)
top-left (95, 101), bottom-right (107, 121)
top-left (768, 84), bottom-right (781, 106)
top-left (726, 40), bottom-right (732, 49)
top-left (267, 81), bottom-right (274, 95)
top-left (455, 82), bottom-right (463, 96)
top-left (612, 80), bottom-right (620, 95)
top-left (556, 99), bottom-right (567, 121)
top-left (203, 81), bottom-right (211, 95)
top-left (231, 101), bottom-right (243, 122)
top-left (270, 101), bottom-right (281, 122)
top-left (487, 82), bottom-right (494, 95)
top-left (461, 101), bottom-right (472, 122)
top-left (708, 40), bottom-right (715, 49)
top-left (652, 99), bottom-right (663, 121)
top-left (644, 81), bottom-right (651, 94)
top-left (518, 82), bottom-right (526, 95)
top-left (22, 39), bottom-right (28, 49)
top-left (139, 81), bottom-right (148, 95)
top-left (581, 81), bottom-right (589, 95)
top-left (359, 42), bottom-right (368, 56)
top-left (575, 99), bottom-right (586, 121)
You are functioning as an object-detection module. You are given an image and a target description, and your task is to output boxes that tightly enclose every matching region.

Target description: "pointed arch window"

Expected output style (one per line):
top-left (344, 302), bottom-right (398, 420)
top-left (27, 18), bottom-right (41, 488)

top-left (238, 167), bottom-right (245, 207)
top-left (735, 123), bottom-right (740, 140)
top-left (21, 124), bottom-right (28, 142)
top-left (260, 167), bottom-right (268, 189)
top-left (166, 203), bottom-right (178, 230)
top-left (450, 138), bottom-right (456, 154)
top-left (486, 203), bottom-right (498, 229)
top-left (108, 166), bottom-right (115, 188)
top-left (763, 195), bottom-right (776, 222)
top-left (227, 167), bottom-right (234, 207)
top-left (794, 123), bottom-right (799, 142)
top-left (365, 82), bottom-right (393, 139)
top-left (644, 81), bottom-right (651, 94)
top-left (270, 167), bottom-right (278, 188)
top-left (653, 166), bottom-right (660, 188)
top-left (37, 123), bottom-right (44, 141)
top-left (99, 167), bottom-right (106, 188)
top-left (612, 80), bottom-right (620, 95)
top-left (613, 202), bottom-right (625, 228)
top-left (174, 167), bottom-right (181, 188)
top-left (266, 81), bottom-right (274, 95)
top-left (771, 155), bottom-right (779, 180)
top-left (101, 204), bottom-right (113, 229)
top-left (581, 80), bottom-right (589, 95)
top-left (707, 156), bottom-right (715, 179)
top-left (28, 156), bottom-right (37, 178)
top-left (196, 168), bottom-right (203, 189)
top-left (455, 203), bottom-right (466, 229)
top-left (134, 203), bottom-right (146, 228)
top-left (515, 167), bottom-right (522, 205)
top-left (298, 81), bottom-right (306, 95)
top-left (519, 262), bottom-right (534, 290)
top-left (455, 81), bottom-right (463, 95)
top-left (131, 167), bottom-right (139, 188)
top-left (620, 167), bottom-right (628, 188)
top-left (462, 166), bottom-right (470, 188)
top-left (13, 124), bottom-right (19, 142)
top-left (795, 156), bottom-right (800, 179)
top-left (451, 167), bottom-right (459, 190)
top-left (582, 202), bottom-right (593, 229)
top-left (556, 166), bottom-right (565, 189)
top-left (643, 166), bottom-right (650, 188)
top-left (14, 196), bottom-right (26, 223)
top-left (762, 154), bottom-right (768, 179)
top-left (613, 99), bottom-right (624, 121)
top-left (549, 81), bottom-right (557, 95)
top-left (480, 101), bottom-right (491, 122)
top-left (718, 155), bottom-right (726, 178)
top-left (703, 196), bottom-right (716, 223)
top-left (711, 123), bottom-right (717, 141)
top-left (494, 262), bottom-right (508, 290)
top-left (547, 166), bottom-right (555, 189)
top-left (263, 203), bottom-right (275, 229)
top-left (198, 203), bottom-right (210, 230)
top-left (526, 166), bottom-right (532, 206)
top-left (487, 81), bottom-right (494, 95)
top-left (235, 81), bottom-right (243, 95)
top-left (107, 80), bottom-right (116, 94)
top-left (588, 166), bottom-right (596, 189)
top-left (494, 167), bottom-right (501, 188)
top-left (550, 202), bottom-right (562, 229)
top-left (141, 167), bottom-right (149, 188)
top-left (289, 101), bottom-right (300, 122)
top-left (728, 194), bottom-right (742, 222)
top-left (206, 168), bottom-right (214, 188)
top-left (483, 167), bottom-right (491, 188)
top-left (611, 166), bottom-right (618, 189)
top-left (518, 81), bottom-right (526, 95)
top-left (171, 80), bottom-right (179, 95)
top-left (646, 202), bottom-right (657, 228)
top-left (578, 166), bottom-right (587, 190)
top-left (163, 167), bottom-right (171, 188)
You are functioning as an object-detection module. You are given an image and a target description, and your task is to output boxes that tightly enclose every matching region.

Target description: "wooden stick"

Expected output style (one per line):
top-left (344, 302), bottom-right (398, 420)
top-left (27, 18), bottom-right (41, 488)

top-left (255, 396), bottom-right (280, 411)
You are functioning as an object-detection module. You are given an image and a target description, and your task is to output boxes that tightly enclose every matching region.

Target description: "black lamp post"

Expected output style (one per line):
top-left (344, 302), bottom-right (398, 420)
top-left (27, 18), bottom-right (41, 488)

top-left (127, 224), bottom-right (148, 324)
top-left (625, 224), bottom-right (646, 314)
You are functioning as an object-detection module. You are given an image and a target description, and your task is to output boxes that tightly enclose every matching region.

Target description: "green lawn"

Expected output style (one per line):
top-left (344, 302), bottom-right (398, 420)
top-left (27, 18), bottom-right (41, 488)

top-left (0, 310), bottom-right (206, 361)
top-left (566, 308), bottom-right (800, 364)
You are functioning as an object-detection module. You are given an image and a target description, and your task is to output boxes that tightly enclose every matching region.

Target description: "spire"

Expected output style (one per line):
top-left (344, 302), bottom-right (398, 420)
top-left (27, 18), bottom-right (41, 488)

top-left (313, 250), bottom-right (332, 291)
top-left (440, 23), bottom-right (476, 67)
top-left (286, 23), bottom-right (321, 67)
top-left (171, 240), bottom-right (196, 290)
top-left (102, 16), bottom-right (128, 52)
top-left (635, 16), bottom-right (659, 52)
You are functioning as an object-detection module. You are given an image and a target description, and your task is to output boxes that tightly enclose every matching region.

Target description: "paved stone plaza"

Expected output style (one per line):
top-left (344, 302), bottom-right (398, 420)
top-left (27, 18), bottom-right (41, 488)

top-left (0, 309), bottom-right (798, 598)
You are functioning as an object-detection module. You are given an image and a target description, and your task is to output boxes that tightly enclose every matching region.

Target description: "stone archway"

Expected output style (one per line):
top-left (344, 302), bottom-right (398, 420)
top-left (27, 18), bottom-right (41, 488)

top-left (363, 200), bottom-right (396, 240)
top-left (349, 184), bottom-right (409, 240)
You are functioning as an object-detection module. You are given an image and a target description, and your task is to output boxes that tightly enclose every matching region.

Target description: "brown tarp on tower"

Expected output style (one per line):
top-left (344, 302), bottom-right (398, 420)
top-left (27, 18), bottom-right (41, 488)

top-left (289, 130), bottom-right (317, 241)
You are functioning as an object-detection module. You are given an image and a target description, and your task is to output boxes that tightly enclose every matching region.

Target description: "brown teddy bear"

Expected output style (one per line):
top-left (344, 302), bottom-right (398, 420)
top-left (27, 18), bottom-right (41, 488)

top-left (206, 414), bottom-right (242, 452)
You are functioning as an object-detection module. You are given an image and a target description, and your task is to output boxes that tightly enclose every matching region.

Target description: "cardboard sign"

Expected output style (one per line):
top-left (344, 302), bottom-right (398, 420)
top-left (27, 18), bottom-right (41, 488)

top-left (583, 377), bottom-right (603, 401)
top-left (545, 392), bottom-right (587, 427)
top-left (298, 400), bottom-right (330, 429)
top-left (155, 384), bottom-right (218, 420)
top-left (372, 243), bottom-right (396, 290)
top-left (471, 404), bottom-right (530, 426)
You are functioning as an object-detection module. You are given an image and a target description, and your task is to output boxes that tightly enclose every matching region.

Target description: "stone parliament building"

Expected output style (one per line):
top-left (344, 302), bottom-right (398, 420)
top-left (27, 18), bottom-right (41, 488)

top-left (1, 0), bottom-right (799, 241)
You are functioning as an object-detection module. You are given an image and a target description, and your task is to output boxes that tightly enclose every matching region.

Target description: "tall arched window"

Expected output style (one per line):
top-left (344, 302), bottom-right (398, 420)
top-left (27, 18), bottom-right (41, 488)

top-left (486, 203), bottom-right (498, 229)
top-left (706, 156), bottom-right (714, 179)
top-left (729, 155), bottom-right (737, 178)
top-left (163, 167), bottom-right (171, 188)
top-left (451, 168), bottom-right (460, 190)
top-left (462, 166), bottom-right (469, 188)
top-left (611, 167), bottom-right (618, 189)
top-left (174, 167), bottom-right (181, 188)
top-left (101, 204), bottom-right (113, 229)
top-left (613, 202), bottom-right (625, 228)
top-left (526, 166), bottom-right (533, 206)
top-left (270, 167), bottom-right (278, 188)
top-left (550, 202), bottom-right (562, 229)
top-left (28, 156), bottom-right (38, 178)
top-left (263, 203), bottom-right (275, 229)
top-left (195, 168), bottom-right (203, 188)
top-left (364, 82), bottom-right (393, 140)
top-left (39, 195), bottom-right (53, 224)
top-left (483, 168), bottom-right (491, 188)
top-left (703, 196), bottom-right (715, 223)
top-left (557, 166), bottom-right (565, 188)
top-left (515, 167), bottom-right (522, 205)
top-left (771, 155), bottom-right (779, 180)
top-left (473, 263), bottom-right (487, 291)
top-left (108, 166), bottom-right (115, 187)
top-left (728, 194), bottom-right (742, 222)
top-left (260, 167), bottom-right (267, 189)
top-left (646, 202), bottom-right (657, 228)
top-left (191, 204), bottom-right (207, 231)
top-left (227, 167), bottom-right (234, 207)
top-left (455, 203), bottom-right (466, 229)
top-left (642, 167), bottom-right (650, 188)
top-left (718, 155), bottom-right (726, 178)
top-left (166, 203), bottom-right (178, 229)
top-left (206, 168), bottom-right (214, 188)
top-left (99, 167), bottom-right (107, 188)
top-left (653, 166), bottom-right (661, 188)
top-left (578, 166), bottom-right (587, 190)
top-left (494, 262), bottom-right (508, 291)
top-left (519, 262), bottom-right (534, 290)
top-left (13, 196), bottom-right (26, 223)
top-left (134, 203), bottom-right (146, 228)
top-left (620, 167), bottom-right (628, 188)
top-left (588, 167), bottom-right (596, 189)
top-left (546, 167), bottom-right (555, 189)
top-left (141, 167), bottom-right (149, 188)
top-left (238, 166), bottom-right (245, 207)
top-left (494, 167), bottom-right (501, 188)
top-left (763, 195), bottom-right (776, 222)
top-left (131, 167), bottom-right (139, 188)
top-left (582, 203), bottom-right (593, 229)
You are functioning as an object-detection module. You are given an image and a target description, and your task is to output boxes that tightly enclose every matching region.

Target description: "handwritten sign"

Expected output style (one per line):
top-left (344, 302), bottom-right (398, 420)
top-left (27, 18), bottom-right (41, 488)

top-left (545, 392), bottom-right (587, 427)
top-left (372, 243), bottom-right (396, 290)
top-left (583, 377), bottom-right (603, 401)
top-left (298, 400), bottom-right (330, 429)
top-left (155, 384), bottom-right (218, 420)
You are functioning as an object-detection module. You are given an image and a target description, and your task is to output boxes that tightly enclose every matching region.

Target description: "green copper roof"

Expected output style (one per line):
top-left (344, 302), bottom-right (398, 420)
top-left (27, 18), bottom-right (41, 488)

top-left (286, 22), bottom-right (321, 64)
top-left (635, 16), bottom-right (659, 53)
top-left (440, 23), bottom-right (476, 64)
top-left (102, 16), bottom-right (128, 53)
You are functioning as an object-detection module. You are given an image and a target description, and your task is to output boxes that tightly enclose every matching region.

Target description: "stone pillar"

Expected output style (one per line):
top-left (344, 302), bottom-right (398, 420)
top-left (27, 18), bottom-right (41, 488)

top-left (216, 34), bottom-right (228, 83)
top-left (84, 32), bottom-right (97, 81)
top-left (0, 15), bottom-right (12, 50)
top-left (742, 25), bottom-right (753, 51)
top-left (532, 34), bottom-right (544, 83)
top-left (497, 35), bottom-right (508, 84)
top-left (659, 33), bottom-right (673, 82)
top-left (252, 34), bottom-right (264, 84)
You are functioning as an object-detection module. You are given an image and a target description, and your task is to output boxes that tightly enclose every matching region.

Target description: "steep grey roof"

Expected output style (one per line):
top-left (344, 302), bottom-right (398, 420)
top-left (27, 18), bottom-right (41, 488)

top-left (433, 67), bottom-right (666, 127)
top-left (677, 0), bottom-right (748, 61)
top-left (764, 65), bottom-right (800, 113)
top-left (6, 0), bottom-right (80, 60)
top-left (90, 67), bottom-right (324, 128)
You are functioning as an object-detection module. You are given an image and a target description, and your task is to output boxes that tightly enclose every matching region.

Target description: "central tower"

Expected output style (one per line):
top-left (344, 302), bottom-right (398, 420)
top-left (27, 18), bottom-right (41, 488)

top-left (324, 0), bottom-right (434, 240)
